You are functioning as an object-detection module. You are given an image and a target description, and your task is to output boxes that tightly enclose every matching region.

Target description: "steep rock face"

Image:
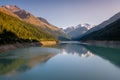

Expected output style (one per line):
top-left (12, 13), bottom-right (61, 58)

top-left (1, 5), bottom-right (69, 40)
top-left (37, 17), bottom-right (50, 25)
top-left (1, 5), bottom-right (45, 26)
top-left (0, 6), bottom-right (19, 19)
top-left (64, 23), bottom-right (93, 39)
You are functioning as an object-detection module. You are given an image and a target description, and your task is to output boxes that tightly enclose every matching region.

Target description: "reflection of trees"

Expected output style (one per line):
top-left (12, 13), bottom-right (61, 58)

top-left (83, 45), bottom-right (120, 68)
top-left (0, 53), bottom-right (55, 75)
top-left (0, 59), bottom-right (25, 75)
top-left (26, 54), bottom-right (56, 67)
top-left (16, 53), bottom-right (55, 73)
top-left (16, 64), bottom-right (31, 73)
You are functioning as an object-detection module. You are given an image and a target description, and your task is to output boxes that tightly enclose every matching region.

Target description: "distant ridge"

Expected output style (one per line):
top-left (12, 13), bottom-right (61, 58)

top-left (64, 23), bottom-right (94, 40)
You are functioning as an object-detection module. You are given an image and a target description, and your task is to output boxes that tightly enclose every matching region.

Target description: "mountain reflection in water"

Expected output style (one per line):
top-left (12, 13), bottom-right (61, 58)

top-left (0, 47), bottom-right (57, 75)
top-left (57, 43), bottom-right (94, 58)
top-left (83, 44), bottom-right (120, 68)
top-left (0, 43), bottom-right (120, 80)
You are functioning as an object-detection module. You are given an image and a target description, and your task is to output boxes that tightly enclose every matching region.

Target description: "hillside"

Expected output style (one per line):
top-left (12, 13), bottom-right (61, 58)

top-left (0, 11), bottom-right (56, 44)
top-left (84, 12), bottom-right (120, 36)
top-left (78, 12), bottom-right (120, 40)
top-left (1, 5), bottom-right (69, 40)
top-left (80, 18), bottom-right (120, 41)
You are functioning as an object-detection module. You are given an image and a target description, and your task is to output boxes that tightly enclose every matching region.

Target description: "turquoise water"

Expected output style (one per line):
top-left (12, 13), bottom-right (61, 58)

top-left (0, 43), bottom-right (120, 80)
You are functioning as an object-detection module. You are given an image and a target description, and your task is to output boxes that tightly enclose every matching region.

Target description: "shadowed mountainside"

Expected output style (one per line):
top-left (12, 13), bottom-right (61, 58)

top-left (80, 18), bottom-right (120, 41)
top-left (83, 45), bottom-right (120, 68)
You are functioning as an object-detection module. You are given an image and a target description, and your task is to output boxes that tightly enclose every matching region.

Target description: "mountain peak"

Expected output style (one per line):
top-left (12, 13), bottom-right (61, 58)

top-left (81, 23), bottom-right (93, 30)
top-left (0, 5), bottom-right (69, 40)
top-left (1, 5), bottom-right (32, 19)
top-left (2, 5), bottom-right (21, 12)
top-left (71, 23), bottom-right (93, 30)
top-left (64, 23), bottom-right (94, 39)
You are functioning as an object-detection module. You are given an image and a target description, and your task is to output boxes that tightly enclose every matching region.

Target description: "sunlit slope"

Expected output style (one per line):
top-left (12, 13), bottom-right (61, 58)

top-left (0, 11), bottom-right (56, 44)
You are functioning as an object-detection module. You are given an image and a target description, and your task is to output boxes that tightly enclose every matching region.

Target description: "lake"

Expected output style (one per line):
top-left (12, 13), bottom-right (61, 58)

top-left (0, 42), bottom-right (120, 80)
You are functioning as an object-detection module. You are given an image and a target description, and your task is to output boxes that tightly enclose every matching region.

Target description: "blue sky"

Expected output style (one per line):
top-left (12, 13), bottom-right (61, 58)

top-left (0, 0), bottom-right (120, 28)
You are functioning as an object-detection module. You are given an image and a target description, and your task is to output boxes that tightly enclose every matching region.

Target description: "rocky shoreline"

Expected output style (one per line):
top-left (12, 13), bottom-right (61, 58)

top-left (0, 41), bottom-right (58, 53)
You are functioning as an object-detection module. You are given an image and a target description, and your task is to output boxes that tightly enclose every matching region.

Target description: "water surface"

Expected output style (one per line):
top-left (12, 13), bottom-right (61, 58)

top-left (0, 43), bottom-right (120, 80)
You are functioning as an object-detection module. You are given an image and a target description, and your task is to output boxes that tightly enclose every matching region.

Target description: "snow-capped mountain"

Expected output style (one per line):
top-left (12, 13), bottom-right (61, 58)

top-left (81, 23), bottom-right (93, 30)
top-left (64, 23), bottom-right (94, 39)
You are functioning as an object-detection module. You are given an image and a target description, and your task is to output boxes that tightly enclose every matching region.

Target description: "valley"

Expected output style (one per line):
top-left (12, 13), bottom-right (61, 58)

top-left (0, 5), bottom-right (120, 52)
top-left (0, 1), bottom-right (120, 80)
